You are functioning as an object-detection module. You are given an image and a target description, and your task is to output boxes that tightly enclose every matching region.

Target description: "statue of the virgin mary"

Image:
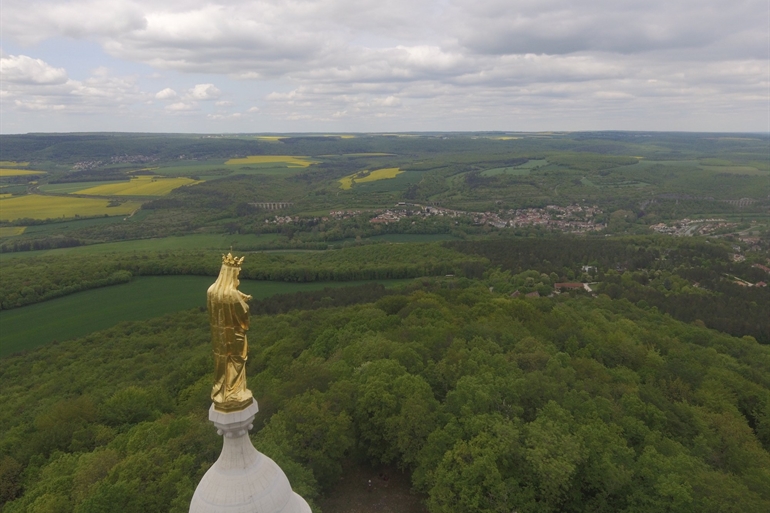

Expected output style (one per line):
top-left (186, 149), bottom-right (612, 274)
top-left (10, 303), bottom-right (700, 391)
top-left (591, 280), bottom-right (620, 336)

top-left (207, 253), bottom-right (254, 412)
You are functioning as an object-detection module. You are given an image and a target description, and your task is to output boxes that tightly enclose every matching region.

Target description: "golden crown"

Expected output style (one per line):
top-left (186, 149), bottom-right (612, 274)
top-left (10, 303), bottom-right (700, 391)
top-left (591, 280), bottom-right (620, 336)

top-left (222, 252), bottom-right (245, 267)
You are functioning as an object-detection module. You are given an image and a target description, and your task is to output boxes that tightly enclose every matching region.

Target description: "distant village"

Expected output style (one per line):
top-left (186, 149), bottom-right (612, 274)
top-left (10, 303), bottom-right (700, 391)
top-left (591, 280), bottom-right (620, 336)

top-left (319, 203), bottom-right (604, 233)
top-left (72, 155), bottom-right (159, 171)
top-left (649, 218), bottom-right (737, 237)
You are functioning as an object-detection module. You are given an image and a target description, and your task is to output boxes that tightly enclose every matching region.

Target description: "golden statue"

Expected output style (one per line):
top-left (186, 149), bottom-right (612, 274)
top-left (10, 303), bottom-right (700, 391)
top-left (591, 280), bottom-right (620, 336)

top-left (208, 253), bottom-right (254, 412)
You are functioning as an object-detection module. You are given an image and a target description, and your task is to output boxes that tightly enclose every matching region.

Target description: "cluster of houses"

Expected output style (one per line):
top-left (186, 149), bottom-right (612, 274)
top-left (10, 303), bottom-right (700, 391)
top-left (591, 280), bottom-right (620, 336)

top-left (366, 203), bottom-right (604, 233)
top-left (504, 205), bottom-right (603, 232)
top-left (265, 215), bottom-right (301, 225)
top-left (650, 218), bottom-right (736, 236)
top-left (72, 154), bottom-right (158, 171)
top-left (510, 282), bottom-right (595, 299)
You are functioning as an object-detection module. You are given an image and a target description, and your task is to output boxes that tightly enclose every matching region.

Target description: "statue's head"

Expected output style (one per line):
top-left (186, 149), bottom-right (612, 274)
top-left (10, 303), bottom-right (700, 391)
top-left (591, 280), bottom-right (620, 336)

top-left (208, 253), bottom-right (246, 302)
top-left (222, 252), bottom-right (244, 268)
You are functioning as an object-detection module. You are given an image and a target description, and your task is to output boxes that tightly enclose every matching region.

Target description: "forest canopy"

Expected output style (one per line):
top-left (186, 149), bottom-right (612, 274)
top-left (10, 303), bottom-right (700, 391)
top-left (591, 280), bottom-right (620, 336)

top-left (1, 282), bottom-right (769, 512)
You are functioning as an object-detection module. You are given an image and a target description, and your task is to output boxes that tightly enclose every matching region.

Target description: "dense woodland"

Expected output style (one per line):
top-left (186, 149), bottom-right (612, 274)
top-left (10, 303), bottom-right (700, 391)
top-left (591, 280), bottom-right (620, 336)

top-left (1, 283), bottom-right (769, 512)
top-left (449, 238), bottom-right (770, 343)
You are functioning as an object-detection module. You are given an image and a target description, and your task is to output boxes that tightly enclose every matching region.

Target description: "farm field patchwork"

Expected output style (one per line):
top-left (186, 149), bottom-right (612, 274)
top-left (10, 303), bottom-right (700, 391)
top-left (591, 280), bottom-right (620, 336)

top-left (0, 194), bottom-right (142, 221)
top-left (339, 167), bottom-right (403, 189)
top-left (0, 168), bottom-right (45, 177)
top-left (225, 155), bottom-right (317, 167)
top-left (0, 276), bottom-right (412, 357)
top-left (75, 176), bottom-right (201, 196)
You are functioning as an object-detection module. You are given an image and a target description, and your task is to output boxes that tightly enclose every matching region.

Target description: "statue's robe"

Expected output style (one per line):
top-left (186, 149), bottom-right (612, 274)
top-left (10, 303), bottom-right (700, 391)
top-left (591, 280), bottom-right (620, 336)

top-left (208, 285), bottom-right (253, 412)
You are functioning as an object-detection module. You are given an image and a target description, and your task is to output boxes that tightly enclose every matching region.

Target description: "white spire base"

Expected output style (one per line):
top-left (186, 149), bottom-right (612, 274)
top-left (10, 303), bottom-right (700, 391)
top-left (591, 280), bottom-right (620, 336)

top-left (190, 401), bottom-right (311, 513)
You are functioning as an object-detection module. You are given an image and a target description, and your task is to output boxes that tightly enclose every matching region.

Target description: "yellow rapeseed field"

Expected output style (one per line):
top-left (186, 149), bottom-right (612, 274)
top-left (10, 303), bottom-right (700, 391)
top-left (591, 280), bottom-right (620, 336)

top-left (0, 168), bottom-right (46, 177)
top-left (0, 226), bottom-right (26, 237)
top-left (0, 195), bottom-right (142, 221)
top-left (225, 155), bottom-right (317, 167)
top-left (75, 176), bottom-right (201, 196)
top-left (0, 161), bottom-right (30, 167)
top-left (338, 168), bottom-right (403, 189)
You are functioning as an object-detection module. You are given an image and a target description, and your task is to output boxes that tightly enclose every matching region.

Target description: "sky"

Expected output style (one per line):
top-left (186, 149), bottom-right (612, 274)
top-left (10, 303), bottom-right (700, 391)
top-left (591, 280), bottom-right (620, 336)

top-left (1, 0), bottom-right (768, 133)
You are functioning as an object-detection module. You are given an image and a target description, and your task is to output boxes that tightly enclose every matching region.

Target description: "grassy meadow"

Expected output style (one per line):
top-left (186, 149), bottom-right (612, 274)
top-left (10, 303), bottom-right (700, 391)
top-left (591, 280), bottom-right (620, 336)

top-left (0, 276), bottom-right (411, 357)
top-left (0, 195), bottom-right (142, 221)
top-left (0, 233), bottom-right (282, 260)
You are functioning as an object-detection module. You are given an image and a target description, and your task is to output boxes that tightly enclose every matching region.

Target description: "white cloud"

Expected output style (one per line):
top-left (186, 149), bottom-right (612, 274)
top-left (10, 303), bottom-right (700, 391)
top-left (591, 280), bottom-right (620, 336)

top-left (187, 83), bottom-right (221, 100)
top-left (0, 54), bottom-right (68, 84)
top-left (207, 112), bottom-right (242, 120)
top-left (1, 57), bottom-right (147, 116)
top-left (166, 101), bottom-right (197, 111)
top-left (247, 106), bottom-right (260, 113)
top-left (0, 0), bottom-right (767, 131)
top-left (2, 0), bottom-right (146, 44)
top-left (155, 87), bottom-right (178, 100)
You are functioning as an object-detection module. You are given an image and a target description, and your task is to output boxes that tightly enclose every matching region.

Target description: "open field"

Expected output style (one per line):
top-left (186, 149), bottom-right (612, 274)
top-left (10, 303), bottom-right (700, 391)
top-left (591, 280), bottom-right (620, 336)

top-left (0, 276), bottom-right (412, 357)
top-left (0, 233), bottom-right (283, 260)
top-left (0, 161), bottom-right (29, 167)
top-left (225, 155), bottom-right (317, 167)
top-left (339, 168), bottom-right (403, 189)
top-left (14, 216), bottom-right (128, 238)
top-left (0, 227), bottom-right (26, 237)
top-left (75, 176), bottom-right (201, 196)
top-left (0, 185), bottom-right (28, 195)
top-left (40, 181), bottom-right (123, 194)
top-left (0, 195), bottom-right (142, 221)
top-left (0, 168), bottom-right (45, 177)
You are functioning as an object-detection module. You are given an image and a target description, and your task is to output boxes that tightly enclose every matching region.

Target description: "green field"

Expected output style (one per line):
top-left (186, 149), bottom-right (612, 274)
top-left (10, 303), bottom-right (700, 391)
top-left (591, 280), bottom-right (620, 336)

top-left (0, 276), bottom-right (411, 357)
top-left (40, 181), bottom-right (124, 194)
top-left (0, 233), bottom-right (282, 260)
top-left (0, 194), bottom-right (142, 221)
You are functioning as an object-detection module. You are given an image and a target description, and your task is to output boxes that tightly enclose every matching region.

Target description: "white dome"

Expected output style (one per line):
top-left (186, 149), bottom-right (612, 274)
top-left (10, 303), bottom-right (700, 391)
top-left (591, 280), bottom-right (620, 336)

top-left (190, 403), bottom-right (311, 513)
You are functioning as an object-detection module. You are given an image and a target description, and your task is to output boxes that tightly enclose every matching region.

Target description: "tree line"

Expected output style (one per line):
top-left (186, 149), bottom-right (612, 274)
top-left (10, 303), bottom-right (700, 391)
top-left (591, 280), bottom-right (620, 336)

top-left (0, 244), bottom-right (487, 310)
